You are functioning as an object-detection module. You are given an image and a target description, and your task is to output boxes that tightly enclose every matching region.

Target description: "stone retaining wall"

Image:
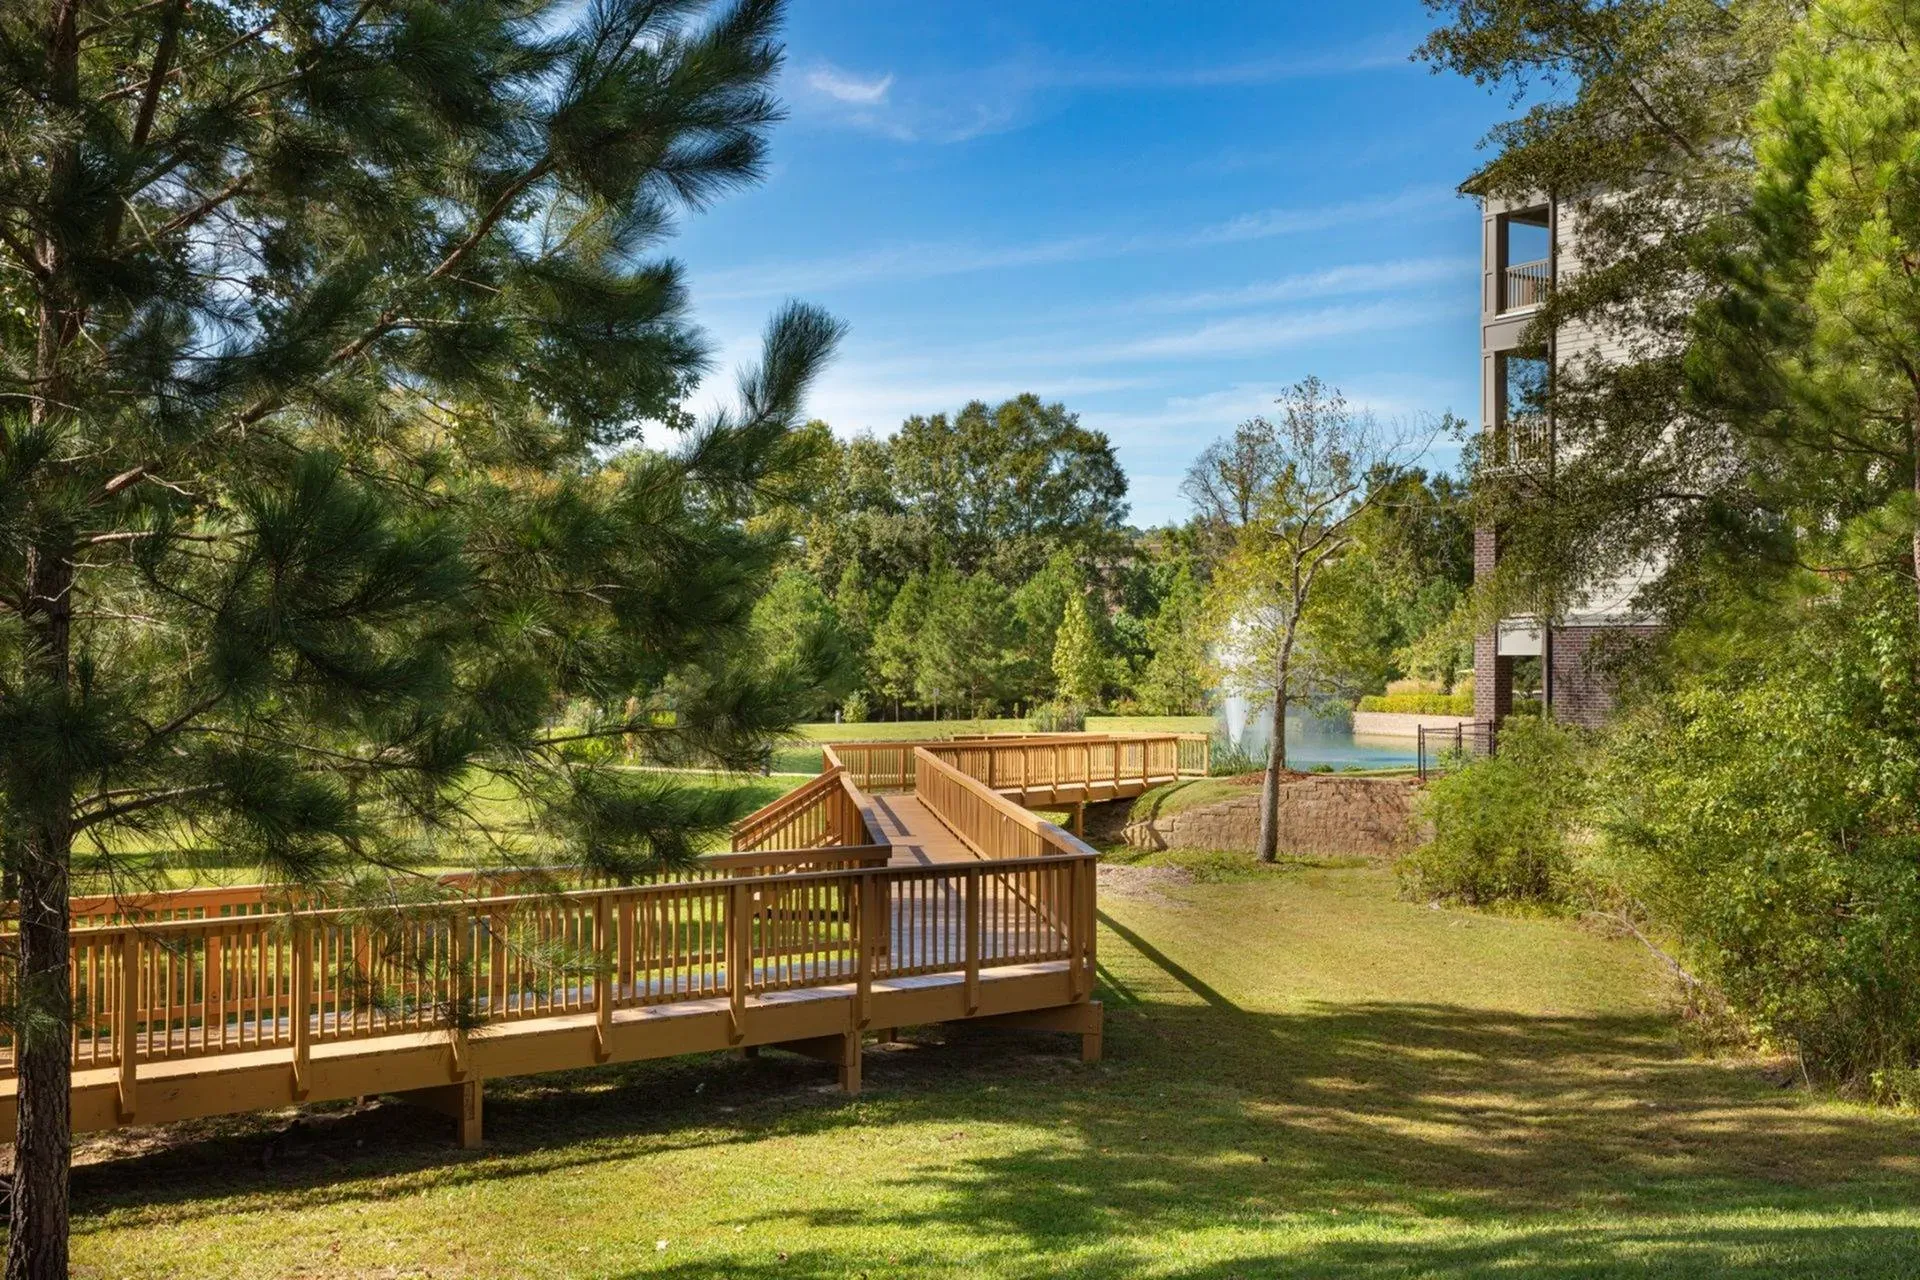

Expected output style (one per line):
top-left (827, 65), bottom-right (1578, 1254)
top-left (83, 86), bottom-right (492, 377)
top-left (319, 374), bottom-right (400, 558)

top-left (1123, 776), bottom-right (1424, 859)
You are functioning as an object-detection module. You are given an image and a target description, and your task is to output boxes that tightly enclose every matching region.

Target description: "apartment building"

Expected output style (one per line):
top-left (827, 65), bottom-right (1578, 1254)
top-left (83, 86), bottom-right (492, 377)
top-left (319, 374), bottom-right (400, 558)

top-left (1470, 193), bottom-right (1659, 730)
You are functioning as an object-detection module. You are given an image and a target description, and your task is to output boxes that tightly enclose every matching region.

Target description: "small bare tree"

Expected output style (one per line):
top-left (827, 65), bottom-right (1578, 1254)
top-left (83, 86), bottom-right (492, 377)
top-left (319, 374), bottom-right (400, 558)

top-left (1198, 378), bottom-right (1436, 863)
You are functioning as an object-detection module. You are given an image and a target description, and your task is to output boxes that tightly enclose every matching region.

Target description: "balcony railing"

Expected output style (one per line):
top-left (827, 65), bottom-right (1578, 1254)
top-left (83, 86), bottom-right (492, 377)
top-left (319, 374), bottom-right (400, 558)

top-left (1484, 413), bottom-right (1550, 475)
top-left (1501, 259), bottom-right (1550, 311)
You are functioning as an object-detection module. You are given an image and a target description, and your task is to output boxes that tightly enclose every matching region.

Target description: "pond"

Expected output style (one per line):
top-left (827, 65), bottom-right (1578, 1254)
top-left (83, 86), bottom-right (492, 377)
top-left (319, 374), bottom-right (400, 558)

top-left (1218, 700), bottom-right (1418, 771)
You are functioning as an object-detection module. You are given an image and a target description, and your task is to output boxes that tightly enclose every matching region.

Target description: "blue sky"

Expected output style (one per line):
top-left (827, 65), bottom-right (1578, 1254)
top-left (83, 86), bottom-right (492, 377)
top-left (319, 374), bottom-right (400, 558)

top-left (675, 1), bottom-right (1516, 528)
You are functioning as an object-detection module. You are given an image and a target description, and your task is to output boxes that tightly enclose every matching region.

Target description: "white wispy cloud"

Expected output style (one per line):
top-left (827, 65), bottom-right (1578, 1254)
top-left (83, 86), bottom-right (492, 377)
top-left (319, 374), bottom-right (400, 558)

top-left (1066, 299), bottom-right (1457, 364)
top-left (791, 37), bottom-right (1418, 146)
top-left (1090, 256), bottom-right (1476, 319)
top-left (696, 187), bottom-right (1459, 299)
top-left (806, 64), bottom-right (894, 105)
top-left (1046, 38), bottom-right (1417, 89)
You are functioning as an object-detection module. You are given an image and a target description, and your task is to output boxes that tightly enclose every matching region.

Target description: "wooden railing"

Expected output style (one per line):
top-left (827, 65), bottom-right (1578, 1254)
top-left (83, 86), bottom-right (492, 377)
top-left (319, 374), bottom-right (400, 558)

top-left (730, 766), bottom-right (872, 851)
top-left (826, 733), bottom-right (1208, 794)
top-left (0, 849), bottom-right (1095, 1087)
top-left (915, 747), bottom-right (1051, 861)
top-left (15, 733), bottom-right (1124, 1134)
top-left (68, 844), bottom-right (889, 930)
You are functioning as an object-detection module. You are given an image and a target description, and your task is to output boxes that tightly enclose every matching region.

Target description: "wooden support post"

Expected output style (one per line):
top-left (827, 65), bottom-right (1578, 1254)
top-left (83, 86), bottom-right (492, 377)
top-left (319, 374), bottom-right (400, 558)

top-left (449, 910), bottom-right (471, 1080)
top-left (854, 873), bottom-right (874, 1030)
top-left (963, 866), bottom-right (981, 1015)
top-left (116, 930), bottom-right (139, 1122)
top-left (727, 882), bottom-right (750, 1043)
top-left (593, 895), bottom-right (612, 1062)
top-left (396, 1078), bottom-right (483, 1149)
top-left (769, 1031), bottom-right (861, 1095)
top-left (618, 895), bottom-right (636, 995)
top-left (291, 918), bottom-right (312, 1100)
top-left (1071, 802), bottom-right (1084, 837)
top-left (972, 1000), bottom-right (1103, 1063)
top-left (1067, 860), bottom-right (1084, 1002)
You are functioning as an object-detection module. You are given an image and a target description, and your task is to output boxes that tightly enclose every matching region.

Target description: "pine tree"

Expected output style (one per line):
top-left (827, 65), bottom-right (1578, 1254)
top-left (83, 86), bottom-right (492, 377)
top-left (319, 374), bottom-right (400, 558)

top-left (0, 0), bottom-right (832, 1270)
top-left (871, 571), bottom-right (928, 718)
top-left (1694, 0), bottom-right (1920, 633)
top-left (918, 568), bottom-right (1013, 718)
top-left (1137, 565), bottom-right (1210, 714)
top-left (1050, 590), bottom-right (1106, 710)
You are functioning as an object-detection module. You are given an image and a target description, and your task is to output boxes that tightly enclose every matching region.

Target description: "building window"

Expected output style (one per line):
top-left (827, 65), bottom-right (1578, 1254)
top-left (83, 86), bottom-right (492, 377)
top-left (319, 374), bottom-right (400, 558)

top-left (1497, 208), bottom-right (1551, 312)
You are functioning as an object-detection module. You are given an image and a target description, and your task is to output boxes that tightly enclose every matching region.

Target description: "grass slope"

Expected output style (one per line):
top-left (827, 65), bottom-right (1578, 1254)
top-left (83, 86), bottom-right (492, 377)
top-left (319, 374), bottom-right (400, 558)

top-left (66, 861), bottom-right (1920, 1278)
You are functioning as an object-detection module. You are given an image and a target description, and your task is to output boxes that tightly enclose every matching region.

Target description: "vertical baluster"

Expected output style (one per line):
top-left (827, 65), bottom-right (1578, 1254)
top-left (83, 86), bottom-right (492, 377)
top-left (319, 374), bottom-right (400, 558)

top-left (291, 918), bottom-right (312, 1099)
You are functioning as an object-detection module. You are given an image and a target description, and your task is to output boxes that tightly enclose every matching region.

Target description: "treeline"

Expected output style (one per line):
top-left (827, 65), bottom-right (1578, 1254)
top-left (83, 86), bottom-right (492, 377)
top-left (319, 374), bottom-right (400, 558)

top-left (751, 392), bottom-right (1474, 724)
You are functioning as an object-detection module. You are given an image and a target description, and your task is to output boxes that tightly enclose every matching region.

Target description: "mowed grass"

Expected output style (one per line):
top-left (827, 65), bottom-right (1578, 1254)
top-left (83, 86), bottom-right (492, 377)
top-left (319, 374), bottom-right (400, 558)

top-left (65, 859), bottom-right (1920, 1278)
top-left (84, 770), bottom-right (804, 891)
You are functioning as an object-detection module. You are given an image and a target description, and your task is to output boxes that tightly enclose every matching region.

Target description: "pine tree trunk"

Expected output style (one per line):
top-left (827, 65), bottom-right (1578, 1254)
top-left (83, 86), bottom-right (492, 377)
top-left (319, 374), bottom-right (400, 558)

top-left (8, 551), bottom-right (75, 1280)
top-left (14, 0), bottom-right (81, 1257)
top-left (1911, 399), bottom-right (1920, 646)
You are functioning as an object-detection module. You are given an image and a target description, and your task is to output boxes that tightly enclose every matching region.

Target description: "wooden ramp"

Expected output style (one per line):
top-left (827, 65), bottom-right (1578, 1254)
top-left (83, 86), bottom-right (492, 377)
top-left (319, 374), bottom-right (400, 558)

top-left (869, 794), bottom-right (978, 865)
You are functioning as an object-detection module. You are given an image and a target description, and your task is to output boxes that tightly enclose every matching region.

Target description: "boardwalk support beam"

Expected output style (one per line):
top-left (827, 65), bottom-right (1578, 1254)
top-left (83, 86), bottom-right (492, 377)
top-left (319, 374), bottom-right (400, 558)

top-left (770, 1031), bottom-right (861, 1095)
top-left (971, 1000), bottom-right (1104, 1063)
top-left (395, 1077), bottom-right (483, 1149)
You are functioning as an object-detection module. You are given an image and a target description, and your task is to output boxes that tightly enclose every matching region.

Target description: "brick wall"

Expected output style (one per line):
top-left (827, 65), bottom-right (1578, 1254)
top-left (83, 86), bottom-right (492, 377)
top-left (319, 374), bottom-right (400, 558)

top-left (1547, 624), bottom-right (1660, 729)
top-left (1472, 525), bottom-right (1513, 723)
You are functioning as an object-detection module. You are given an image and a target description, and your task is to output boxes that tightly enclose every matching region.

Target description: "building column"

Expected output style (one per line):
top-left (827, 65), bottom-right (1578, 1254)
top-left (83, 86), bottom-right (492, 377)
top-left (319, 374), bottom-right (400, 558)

top-left (1472, 526), bottom-right (1513, 725)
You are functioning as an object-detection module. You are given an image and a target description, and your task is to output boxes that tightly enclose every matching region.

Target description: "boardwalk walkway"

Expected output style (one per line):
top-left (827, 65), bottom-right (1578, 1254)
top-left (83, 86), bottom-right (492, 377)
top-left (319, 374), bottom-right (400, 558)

top-left (1, 732), bottom-right (1206, 1147)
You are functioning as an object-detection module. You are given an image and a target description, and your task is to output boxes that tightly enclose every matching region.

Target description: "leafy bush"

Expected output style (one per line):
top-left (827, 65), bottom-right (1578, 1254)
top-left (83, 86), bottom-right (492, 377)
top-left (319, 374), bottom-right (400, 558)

top-left (840, 691), bottom-right (871, 724)
top-left (1357, 691), bottom-right (1474, 716)
top-left (1032, 700), bottom-right (1087, 733)
top-left (1400, 717), bottom-right (1589, 905)
top-left (1600, 582), bottom-right (1920, 1087)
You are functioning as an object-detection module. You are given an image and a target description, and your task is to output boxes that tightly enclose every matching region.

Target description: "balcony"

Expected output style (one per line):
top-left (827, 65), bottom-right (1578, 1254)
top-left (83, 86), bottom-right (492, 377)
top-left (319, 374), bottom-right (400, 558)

top-left (1501, 259), bottom-right (1550, 312)
top-left (1483, 412), bottom-right (1550, 475)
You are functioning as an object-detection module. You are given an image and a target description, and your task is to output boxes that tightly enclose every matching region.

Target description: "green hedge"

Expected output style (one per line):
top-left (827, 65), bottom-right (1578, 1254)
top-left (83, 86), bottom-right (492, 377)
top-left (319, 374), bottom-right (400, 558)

top-left (1356, 691), bottom-right (1473, 716)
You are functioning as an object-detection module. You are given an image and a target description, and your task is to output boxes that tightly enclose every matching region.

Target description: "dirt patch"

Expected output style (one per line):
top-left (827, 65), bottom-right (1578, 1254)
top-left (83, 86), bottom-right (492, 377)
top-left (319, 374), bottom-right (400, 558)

top-left (1097, 861), bottom-right (1194, 908)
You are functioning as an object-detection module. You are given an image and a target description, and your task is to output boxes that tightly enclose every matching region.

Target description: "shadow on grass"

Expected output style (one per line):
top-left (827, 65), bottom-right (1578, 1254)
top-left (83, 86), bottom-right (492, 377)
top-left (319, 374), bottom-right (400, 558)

top-left (68, 910), bottom-right (1920, 1278)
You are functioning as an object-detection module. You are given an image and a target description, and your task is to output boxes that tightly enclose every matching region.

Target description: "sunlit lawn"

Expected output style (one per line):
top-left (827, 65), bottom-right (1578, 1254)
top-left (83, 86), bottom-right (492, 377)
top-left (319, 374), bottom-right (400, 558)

top-left (65, 857), bottom-right (1920, 1278)
top-left (82, 770), bottom-right (804, 892)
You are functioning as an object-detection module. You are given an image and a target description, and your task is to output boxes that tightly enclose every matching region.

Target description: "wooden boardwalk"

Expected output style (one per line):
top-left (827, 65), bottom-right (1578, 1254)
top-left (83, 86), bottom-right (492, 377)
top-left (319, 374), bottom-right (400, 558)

top-left (869, 794), bottom-right (978, 865)
top-left (0, 734), bottom-right (1204, 1148)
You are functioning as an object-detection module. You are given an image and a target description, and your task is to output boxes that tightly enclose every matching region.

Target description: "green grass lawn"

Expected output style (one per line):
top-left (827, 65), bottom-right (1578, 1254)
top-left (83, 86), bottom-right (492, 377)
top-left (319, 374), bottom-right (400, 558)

top-left (65, 858), bottom-right (1920, 1278)
top-left (82, 770), bottom-right (804, 892)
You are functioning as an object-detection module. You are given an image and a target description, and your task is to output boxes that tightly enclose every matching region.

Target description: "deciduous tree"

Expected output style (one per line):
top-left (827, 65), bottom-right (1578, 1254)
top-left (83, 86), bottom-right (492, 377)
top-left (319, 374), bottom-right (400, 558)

top-left (1202, 379), bottom-right (1428, 862)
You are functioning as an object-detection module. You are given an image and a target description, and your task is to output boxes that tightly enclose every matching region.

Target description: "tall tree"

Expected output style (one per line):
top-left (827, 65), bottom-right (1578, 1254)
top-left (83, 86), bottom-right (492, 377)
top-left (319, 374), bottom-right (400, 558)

top-left (0, 0), bottom-right (831, 1270)
top-left (1417, 0), bottom-right (1797, 634)
top-left (1202, 379), bottom-right (1426, 862)
top-left (750, 569), bottom-right (858, 721)
top-left (1693, 0), bottom-right (1920, 632)
top-left (1181, 415), bottom-right (1285, 561)
top-left (806, 395), bottom-right (1129, 589)
top-left (871, 571), bottom-right (928, 719)
top-left (1050, 589), bottom-right (1106, 710)
top-left (917, 568), bottom-right (1013, 718)
top-left (1136, 564), bottom-right (1211, 715)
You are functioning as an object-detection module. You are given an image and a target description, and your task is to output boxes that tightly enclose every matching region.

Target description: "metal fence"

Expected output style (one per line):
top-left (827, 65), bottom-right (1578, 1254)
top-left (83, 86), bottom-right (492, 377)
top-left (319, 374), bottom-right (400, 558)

top-left (1416, 720), bottom-right (1499, 782)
